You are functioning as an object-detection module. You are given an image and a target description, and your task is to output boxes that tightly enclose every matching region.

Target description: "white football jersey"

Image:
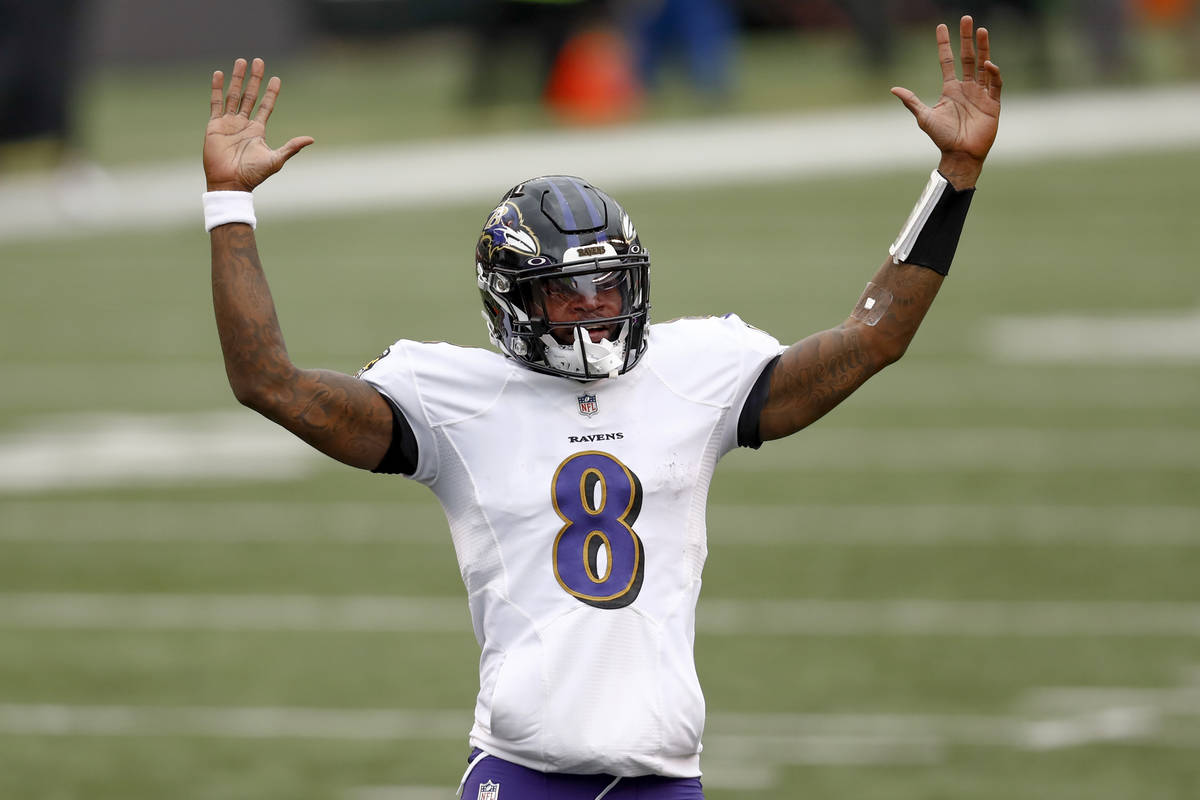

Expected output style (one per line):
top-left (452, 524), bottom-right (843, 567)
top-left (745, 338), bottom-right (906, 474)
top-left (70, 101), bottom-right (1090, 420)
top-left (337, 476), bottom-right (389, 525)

top-left (361, 314), bottom-right (784, 777)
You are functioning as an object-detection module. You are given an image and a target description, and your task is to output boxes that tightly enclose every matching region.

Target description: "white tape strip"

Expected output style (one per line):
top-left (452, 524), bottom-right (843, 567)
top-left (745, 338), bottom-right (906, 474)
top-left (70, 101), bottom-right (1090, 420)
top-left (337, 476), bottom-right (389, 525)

top-left (889, 170), bottom-right (947, 264)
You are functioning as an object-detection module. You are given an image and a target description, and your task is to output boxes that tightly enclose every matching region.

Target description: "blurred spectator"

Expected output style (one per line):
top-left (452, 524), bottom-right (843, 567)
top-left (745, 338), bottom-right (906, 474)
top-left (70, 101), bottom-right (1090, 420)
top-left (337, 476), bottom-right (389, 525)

top-left (623, 0), bottom-right (737, 101)
top-left (1077, 0), bottom-right (1132, 80)
top-left (1138, 0), bottom-right (1200, 76)
top-left (935, 0), bottom-right (1053, 84)
top-left (836, 0), bottom-right (898, 68)
top-left (464, 0), bottom-right (608, 107)
top-left (0, 0), bottom-right (86, 169)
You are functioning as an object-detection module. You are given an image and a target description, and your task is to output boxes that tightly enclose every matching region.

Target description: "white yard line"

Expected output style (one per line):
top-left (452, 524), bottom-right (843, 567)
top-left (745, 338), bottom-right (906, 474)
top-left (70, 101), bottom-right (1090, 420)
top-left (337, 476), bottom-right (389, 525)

top-left (984, 309), bottom-right (1200, 363)
top-left (721, 426), bottom-right (1200, 471)
top-left (707, 504), bottom-right (1200, 546)
top-left (0, 704), bottom-right (469, 740)
top-left (3, 666), bottom-right (1197, 792)
top-left (3, 594), bottom-right (1200, 637)
top-left (5, 361), bottom-right (1196, 412)
top-left (0, 500), bottom-right (448, 542)
top-left (345, 788), bottom-right (455, 800)
top-left (0, 411), bottom-right (321, 492)
top-left (0, 594), bottom-right (470, 632)
top-left (1, 85), bottom-right (1197, 242)
top-left (0, 681), bottom-right (1194, 793)
top-left (3, 500), bottom-right (1198, 545)
top-left (699, 599), bottom-right (1200, 637)
top-left (3, 411), bottom-right (1198, 493)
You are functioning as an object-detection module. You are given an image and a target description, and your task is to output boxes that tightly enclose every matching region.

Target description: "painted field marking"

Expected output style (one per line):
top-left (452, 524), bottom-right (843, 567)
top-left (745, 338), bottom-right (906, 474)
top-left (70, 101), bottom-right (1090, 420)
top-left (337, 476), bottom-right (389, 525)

top-left (3, 412), bottom-right (1198, 493)
top-left (708, 504), bottom-right (1200, 546)
top-left (723, 426), bottom-right (1200, 472)
top-left (3, 500), bottom-right (1198, 545)
top-left (0, 594), bottom-right (470, 633)
top-left (0, 500), bottom-right (448, 542)
top-left (698, 599), bottom-right (1200, 637)
top-left (0, 704), bottom-right (469, 740)
top-left (984, 309), bottom-right (1200, 363)
top-left (2, 669), bottom-right (1197, 794)
top-left (0, 411), bottom-right (321, 492)
top-left (3, 594), bottom-right (1200, 637)
top-left (0, 704), bottom-right (1159, 753)
top-left (2, 84), bottom-right (1197, 241)
top-left (344, 788), bottom-right (454, 800)
top-left (5, 361), bottom-right (1196, 412)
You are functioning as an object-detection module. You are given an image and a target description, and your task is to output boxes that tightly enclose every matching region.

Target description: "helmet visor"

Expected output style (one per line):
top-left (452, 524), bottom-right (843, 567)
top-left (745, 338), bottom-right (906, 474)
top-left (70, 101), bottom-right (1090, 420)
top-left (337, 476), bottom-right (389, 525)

top-left (530, 268), bottom-right (645, 343)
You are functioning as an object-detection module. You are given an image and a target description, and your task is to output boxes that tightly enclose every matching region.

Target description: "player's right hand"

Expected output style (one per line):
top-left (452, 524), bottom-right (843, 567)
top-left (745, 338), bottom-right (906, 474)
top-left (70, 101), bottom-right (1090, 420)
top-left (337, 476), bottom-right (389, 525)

top-left (203, 57), bottom-right (313, 192)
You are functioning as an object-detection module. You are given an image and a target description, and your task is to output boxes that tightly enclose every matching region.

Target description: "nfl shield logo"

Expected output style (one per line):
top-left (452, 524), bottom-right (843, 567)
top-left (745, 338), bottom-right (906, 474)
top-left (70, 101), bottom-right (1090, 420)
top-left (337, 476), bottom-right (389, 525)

top-left (477, 780), bottom-right (500, 800)
top-left (577, 393), bottom-right (598, 417)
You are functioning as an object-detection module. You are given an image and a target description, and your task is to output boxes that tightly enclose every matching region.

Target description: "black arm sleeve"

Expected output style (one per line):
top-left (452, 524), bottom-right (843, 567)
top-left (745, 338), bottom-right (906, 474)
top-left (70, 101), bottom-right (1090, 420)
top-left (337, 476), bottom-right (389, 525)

top-left (371, 391), bottom-right (419, 476)
top-left (736, 354), bottom-right (781, 450)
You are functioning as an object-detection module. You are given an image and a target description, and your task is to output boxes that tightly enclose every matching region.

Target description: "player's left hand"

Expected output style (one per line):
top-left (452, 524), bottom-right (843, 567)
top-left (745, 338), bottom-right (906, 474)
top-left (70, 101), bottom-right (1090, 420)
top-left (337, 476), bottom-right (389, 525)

top-left (891, 16), bottom-right (1002, 180)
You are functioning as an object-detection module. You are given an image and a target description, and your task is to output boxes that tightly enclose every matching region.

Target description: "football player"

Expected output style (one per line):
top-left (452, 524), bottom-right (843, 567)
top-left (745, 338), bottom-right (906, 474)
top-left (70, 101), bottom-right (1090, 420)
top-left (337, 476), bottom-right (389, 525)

top-left (202, 16), bottom-right (1000, 800)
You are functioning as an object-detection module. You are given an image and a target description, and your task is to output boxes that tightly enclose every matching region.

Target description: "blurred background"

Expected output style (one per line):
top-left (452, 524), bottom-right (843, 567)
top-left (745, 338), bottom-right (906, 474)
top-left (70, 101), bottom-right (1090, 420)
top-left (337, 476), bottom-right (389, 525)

top-left (1, 1), bottom-right (1199, 798)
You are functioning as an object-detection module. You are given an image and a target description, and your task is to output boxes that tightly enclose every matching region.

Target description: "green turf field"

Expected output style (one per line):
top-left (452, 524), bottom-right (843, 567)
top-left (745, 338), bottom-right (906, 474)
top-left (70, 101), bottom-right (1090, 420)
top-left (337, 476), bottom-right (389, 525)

top-left (2, 33), bottom-right (1200, 799)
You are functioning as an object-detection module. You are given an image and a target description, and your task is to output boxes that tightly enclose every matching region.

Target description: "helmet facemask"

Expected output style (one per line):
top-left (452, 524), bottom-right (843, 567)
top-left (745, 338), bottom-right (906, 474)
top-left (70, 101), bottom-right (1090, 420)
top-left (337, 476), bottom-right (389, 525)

top-left (531, 264), bottom-right (647, 379)
top-left (475, 176), bottom-right (651, 381)
top-left (480, 254), bottom-right (649, 380)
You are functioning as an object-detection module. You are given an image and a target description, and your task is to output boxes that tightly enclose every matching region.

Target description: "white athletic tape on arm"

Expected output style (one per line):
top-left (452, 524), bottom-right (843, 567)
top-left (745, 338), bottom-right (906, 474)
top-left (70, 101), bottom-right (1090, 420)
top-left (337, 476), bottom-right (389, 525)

top-left (203, 191), bottom-right (256, 232)
top-left (889, 170), bottom-right (948, 264)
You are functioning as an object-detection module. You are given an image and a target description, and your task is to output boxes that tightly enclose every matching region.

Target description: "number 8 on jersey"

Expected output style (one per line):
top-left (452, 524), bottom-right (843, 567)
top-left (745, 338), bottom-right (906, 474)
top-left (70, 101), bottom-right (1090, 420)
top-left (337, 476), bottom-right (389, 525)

top-left (551, 451), bottom-right (645, 609)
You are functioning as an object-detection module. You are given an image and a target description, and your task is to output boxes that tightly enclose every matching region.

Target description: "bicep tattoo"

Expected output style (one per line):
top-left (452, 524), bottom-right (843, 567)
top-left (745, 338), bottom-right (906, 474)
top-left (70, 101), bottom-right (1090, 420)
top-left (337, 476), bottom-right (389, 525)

top-left (760, 326), bottom-right (876, 438)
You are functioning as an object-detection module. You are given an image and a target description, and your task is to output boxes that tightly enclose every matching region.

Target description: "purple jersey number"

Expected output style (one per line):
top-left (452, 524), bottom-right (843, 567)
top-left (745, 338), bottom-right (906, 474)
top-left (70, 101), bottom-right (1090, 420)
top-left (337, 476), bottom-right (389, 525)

top-left (551, 451), bottom-right (645, 609)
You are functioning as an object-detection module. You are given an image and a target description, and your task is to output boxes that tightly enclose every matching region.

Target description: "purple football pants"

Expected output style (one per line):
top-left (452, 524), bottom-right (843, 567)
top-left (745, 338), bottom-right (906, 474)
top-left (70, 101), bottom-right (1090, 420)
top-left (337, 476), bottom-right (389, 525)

top-left (460, 751), bottom-right (704, 800)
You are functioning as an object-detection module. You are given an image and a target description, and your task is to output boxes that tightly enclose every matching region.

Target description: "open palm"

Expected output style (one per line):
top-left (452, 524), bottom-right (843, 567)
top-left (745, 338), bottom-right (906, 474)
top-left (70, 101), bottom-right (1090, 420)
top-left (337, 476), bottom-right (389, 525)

top-left (892, 17), bottom-right (1002, 165)
top-left (204, 58), bottom-right (313, 192)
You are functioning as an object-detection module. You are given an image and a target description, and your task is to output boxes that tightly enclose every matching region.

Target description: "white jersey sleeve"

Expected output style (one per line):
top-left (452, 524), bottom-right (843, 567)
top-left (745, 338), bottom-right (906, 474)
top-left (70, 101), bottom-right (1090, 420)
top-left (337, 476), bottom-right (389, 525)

top-left (356, 340), bottom-right (516, 486)
top-left (642, 314), bottom-right (786, 457)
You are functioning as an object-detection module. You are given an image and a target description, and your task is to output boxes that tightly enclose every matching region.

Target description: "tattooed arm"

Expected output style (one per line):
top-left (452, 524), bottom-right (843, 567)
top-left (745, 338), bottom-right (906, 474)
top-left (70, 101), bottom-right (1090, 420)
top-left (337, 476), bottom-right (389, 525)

top-left (206, 58), bottom-right (392, 469)
top-left (759, 16), bottom-right (1001, 441)
top-left (211, 224), bottom-right (393, 469)
top-left (758, 257), bottom-right (943, 440)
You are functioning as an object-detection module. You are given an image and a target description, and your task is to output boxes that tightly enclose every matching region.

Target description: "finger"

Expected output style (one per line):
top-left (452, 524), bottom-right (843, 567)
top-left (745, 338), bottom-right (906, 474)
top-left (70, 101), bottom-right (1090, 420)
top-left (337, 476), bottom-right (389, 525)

top-left (935, 23), bottom-right (955, 83)
top-left (274, 136), bottom-right (315, 167)
top-left (224, 58), bottom-right (247, 115)
top-left (239, 58), bottom-right (265, 117)
top-left (959, 16), bottom-right (976, 83)
top-left (891, 86), bottom-right (928, 119)
top-left (253, 76), bottom-right (283, 125)
top-left (985, 61), bottom-right (1003, 101)
top-left (976, 27), bottom-right (991, 85)
top-left (210, 71), bottom-right (225, 120)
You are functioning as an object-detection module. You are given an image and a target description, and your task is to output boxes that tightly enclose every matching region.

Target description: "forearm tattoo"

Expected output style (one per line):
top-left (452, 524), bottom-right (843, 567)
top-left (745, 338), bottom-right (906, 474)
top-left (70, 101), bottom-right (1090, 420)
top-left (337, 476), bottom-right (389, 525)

top-left (761, 259), bottom-right (943, 438)
top-left (764, 325), bottom-right (874, 434)
top-left (210, 225), bottom-right (390, 468)
top-left (211, 225), bottom-right (293, 390)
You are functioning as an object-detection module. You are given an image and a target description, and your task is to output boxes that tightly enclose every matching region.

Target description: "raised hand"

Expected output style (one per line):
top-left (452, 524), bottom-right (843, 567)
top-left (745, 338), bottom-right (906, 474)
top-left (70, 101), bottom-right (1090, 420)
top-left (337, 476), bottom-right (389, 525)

top-left (891, 16), bottom-right (1002, 185)
top-left (204, 58), bottom-right (313, 192)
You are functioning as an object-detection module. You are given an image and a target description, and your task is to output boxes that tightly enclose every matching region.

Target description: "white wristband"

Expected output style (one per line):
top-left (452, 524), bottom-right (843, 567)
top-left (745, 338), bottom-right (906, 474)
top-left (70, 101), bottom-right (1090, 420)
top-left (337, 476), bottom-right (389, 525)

top-left (889, 170), bottom-right (948, 264)
top-left (203, 191), bottom-right (256, 232)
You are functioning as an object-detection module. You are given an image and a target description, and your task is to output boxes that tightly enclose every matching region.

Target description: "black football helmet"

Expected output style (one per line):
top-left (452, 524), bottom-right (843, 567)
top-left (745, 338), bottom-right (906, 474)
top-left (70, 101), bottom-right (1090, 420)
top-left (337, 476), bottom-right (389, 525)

top-left (476, 175), bottom-right (650, 380)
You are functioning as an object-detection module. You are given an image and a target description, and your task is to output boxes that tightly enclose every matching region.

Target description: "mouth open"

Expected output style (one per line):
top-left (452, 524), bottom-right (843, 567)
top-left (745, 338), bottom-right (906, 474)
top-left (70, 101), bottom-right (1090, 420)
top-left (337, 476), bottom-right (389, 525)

top-left (584, 324), bottom-right (614, 343)
top-left (549, 323), bottom-right (617, 346)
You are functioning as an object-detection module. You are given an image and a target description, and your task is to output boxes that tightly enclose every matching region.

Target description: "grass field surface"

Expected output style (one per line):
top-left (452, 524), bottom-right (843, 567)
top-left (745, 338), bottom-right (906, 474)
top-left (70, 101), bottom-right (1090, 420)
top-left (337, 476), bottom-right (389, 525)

top-left (1, 35), bottom-right (1199, 800)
